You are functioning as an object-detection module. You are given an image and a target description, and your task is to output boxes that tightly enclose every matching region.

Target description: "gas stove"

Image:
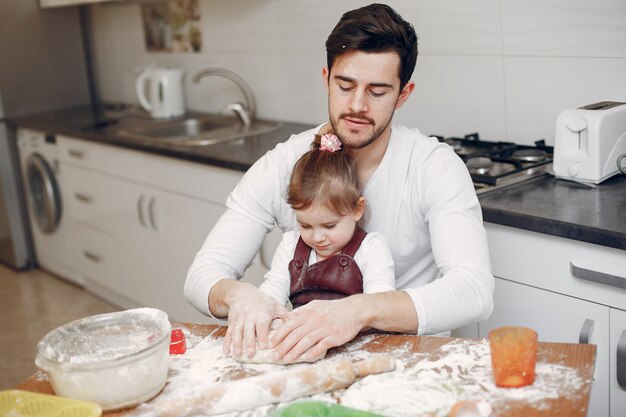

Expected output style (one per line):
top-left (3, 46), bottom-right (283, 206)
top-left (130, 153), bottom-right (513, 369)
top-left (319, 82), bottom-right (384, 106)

top-left (437, 133), bottom-right (553, 194)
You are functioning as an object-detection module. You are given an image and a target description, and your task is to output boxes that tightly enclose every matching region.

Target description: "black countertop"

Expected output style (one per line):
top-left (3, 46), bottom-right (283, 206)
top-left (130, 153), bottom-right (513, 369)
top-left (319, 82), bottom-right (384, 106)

top-left (10, 105), bottom-right (316, 172)
top-left (12, 105), bottom-right (626, 251)
top-left (479, 174), bottom-right (626, 250)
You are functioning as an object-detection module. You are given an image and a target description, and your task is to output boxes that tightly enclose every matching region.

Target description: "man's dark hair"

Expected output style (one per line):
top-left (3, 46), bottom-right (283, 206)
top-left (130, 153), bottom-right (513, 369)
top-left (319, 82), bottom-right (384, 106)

top-left (325, 3), bottom-right (418, 89)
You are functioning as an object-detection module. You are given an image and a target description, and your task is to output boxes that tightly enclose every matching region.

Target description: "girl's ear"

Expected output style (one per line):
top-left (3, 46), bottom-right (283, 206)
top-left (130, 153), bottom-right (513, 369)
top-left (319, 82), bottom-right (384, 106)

top-left (354, 197), bottom-right (366, 221)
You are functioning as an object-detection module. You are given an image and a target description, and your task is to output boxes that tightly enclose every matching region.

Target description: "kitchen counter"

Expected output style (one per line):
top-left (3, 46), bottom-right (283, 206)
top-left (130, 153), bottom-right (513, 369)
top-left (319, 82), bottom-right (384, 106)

top-left (479, 173), bottom-right (626, 250)
top-left (18, 323), bottom-right (595, 417)
top-left (10, 105), bottom-right (316, 172)
top-left (11, 105), bottom-right (626, 251)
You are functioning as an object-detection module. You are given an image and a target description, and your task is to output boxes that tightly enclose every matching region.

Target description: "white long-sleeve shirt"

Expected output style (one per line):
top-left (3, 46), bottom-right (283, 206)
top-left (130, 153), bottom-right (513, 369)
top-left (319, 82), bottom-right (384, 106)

top-left (185, 123), bottom-right (494, 335)
top-left (259, 230), bottom-right (396, 304)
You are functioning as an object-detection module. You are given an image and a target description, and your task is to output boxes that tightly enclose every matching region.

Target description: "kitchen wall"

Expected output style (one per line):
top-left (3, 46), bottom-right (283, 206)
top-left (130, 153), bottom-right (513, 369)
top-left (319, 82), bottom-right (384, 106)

top-left (89, 0), bottom-right (626, 145)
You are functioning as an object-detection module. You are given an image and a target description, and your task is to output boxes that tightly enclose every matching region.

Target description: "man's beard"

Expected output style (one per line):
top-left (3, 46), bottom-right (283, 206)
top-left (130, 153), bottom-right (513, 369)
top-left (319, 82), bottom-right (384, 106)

top-left (330, 112), bottom-right (393, 150)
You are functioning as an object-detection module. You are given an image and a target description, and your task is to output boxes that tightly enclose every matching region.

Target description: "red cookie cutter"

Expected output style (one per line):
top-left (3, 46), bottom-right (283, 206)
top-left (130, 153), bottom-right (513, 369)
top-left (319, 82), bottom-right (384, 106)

top-left (169, 328), bottom-right (186, 354)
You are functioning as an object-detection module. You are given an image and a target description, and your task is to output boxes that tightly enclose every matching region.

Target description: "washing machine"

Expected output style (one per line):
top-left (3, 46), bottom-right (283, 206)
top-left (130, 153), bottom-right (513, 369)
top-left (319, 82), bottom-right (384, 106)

top-left (17, 128), bottom-right (81, 284)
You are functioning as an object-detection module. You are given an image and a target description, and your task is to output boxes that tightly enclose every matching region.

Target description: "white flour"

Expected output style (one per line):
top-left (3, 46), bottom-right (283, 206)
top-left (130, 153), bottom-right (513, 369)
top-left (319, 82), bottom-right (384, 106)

top-left (337, 339), bottom-right (585, 417)
top-left (129, 331), bottom-right (588, 417)
top-left (39, 308), bottom-right (169, 365)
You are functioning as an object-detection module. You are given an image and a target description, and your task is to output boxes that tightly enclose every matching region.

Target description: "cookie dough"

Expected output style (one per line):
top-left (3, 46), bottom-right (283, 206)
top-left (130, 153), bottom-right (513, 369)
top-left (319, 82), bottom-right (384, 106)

top-left (234, 318), bottom-right (323, 364)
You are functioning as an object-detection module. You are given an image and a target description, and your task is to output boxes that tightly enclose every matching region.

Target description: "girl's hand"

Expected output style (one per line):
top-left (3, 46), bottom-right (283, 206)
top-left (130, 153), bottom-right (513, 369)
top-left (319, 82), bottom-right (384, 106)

top-left (223, 282), bottom-right (288, 359)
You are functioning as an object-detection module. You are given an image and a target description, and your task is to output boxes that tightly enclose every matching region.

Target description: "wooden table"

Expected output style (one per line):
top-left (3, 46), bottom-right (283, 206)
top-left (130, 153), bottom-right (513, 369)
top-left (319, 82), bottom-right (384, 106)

top-left (18, 323), bottom-right (596, 417)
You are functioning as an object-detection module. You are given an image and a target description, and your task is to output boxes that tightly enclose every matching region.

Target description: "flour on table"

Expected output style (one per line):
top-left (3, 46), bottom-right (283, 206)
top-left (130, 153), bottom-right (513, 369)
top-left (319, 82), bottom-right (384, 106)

top-left (336, 339), bottom-right (587, 417)
top-left (129, 331), bottom-right (587, 417)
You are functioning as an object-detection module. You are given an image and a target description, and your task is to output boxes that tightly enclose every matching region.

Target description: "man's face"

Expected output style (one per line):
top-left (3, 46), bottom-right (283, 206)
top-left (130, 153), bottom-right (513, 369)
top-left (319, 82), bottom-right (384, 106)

top-left (323, 50), bottom-right (413, 149)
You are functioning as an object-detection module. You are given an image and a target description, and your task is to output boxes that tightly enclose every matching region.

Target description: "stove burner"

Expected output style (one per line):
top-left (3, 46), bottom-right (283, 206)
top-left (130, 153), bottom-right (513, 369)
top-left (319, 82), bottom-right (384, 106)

top-left (466, 157), bottom-right (493, 175)
top-left (438, 133), bottom-right (554, 193)
top-left (445, 139), bottom-right (463, 152)
top-left (511, 148), bottom-right (548, 163)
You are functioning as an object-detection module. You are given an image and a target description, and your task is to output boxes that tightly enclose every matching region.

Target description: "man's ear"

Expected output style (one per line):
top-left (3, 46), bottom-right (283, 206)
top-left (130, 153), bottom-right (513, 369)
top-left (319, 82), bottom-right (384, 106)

top-left (322, 67), bottom-right (330, 90)
top-left (395, 81), bottom-right (415, 109)
top-left (354, 197), bottom-right (366, 221)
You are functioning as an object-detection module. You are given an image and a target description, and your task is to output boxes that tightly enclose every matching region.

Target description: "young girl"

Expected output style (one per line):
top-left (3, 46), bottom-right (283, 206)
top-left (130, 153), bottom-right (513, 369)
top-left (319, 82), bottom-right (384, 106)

top-left (259, 132), bottom-right (395, 309)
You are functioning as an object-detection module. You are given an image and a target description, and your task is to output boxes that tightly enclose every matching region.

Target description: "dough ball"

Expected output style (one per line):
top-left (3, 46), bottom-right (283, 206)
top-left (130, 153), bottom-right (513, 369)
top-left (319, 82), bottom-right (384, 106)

top-left (235, 318), bottom-right (323, 364)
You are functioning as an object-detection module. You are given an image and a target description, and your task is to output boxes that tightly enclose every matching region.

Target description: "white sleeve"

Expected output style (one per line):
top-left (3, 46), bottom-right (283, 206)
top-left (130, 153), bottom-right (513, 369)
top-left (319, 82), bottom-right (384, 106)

top-left (357, 233), bottom-right (396, 294)
top-left (259, 231), bottom-right (298, 305)
top-left (405, 147), bottom-right (494, 335)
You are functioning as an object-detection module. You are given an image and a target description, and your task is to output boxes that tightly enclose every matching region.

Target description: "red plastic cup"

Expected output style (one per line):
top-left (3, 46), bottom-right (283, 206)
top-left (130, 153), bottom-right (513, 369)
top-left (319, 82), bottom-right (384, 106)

top-left (169, 328), bottom-right (186, 355)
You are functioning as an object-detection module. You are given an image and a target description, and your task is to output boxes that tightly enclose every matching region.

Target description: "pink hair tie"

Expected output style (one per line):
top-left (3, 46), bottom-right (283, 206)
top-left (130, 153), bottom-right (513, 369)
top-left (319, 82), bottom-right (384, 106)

top-left (319, 133), bottom-right (342, 152)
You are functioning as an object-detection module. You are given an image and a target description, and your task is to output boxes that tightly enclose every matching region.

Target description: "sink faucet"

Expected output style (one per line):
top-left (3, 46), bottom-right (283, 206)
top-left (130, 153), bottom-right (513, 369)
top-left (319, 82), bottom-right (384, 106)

top-left (192, 68), bottom-right (256, 126)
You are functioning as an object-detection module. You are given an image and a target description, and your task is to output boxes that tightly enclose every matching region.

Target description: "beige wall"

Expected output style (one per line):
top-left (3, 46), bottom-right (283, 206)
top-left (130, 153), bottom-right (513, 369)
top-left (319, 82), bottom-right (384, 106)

top-left (89, 0), bottom-right (626, 145)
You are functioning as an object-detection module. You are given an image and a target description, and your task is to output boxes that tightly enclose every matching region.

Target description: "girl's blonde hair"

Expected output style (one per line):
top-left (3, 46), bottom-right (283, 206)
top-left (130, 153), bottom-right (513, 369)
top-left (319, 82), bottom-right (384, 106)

top-left (288, 133), bottom-right (362, 216)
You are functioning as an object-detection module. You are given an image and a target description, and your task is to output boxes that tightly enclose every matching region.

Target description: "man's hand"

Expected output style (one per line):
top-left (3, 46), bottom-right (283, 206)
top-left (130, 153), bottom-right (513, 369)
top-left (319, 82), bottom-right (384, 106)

top-left (269, 296), bottom-right (368, 363)
top-left (216, 280), bottom-right (287, 359)
top-left (269, 291), bottom-right (418, 363)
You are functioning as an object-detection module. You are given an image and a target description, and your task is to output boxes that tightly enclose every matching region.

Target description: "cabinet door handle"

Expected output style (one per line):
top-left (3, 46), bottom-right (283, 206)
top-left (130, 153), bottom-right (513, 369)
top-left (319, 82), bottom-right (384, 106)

top-left (148, 196), bottom-right (160, 232)
top-left (68, 149), bottom-right (85, 159)
top-left (74, 192), bottom-right (92, 203)
top-left (137, 195), bottom-right (147, 228)
top-left (618, 330), bottom-right (626, 391)
top-left (570, 262), bottom-right (626, 290)
top-left (83, 250), bottom-right (101, 263)
top-left (578, 319), bottom-right (594, 344)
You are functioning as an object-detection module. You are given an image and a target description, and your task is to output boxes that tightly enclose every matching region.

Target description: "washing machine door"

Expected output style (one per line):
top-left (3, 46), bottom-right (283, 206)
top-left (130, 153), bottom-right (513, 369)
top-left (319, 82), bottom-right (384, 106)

top-left (25, 153), bottom-right (61, 234)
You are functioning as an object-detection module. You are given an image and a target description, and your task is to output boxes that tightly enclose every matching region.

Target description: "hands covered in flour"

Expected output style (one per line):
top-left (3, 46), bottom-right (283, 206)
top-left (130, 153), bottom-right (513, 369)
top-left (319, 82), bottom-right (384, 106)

top-left (269, 296), bottom-right (368, 363)
top-left (222, 282), bottom-right (288, 360)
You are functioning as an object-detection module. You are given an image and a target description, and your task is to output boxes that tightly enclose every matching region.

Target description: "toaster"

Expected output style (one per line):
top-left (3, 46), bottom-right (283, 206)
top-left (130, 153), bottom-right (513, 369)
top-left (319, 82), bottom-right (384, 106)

top-left (553, 100), bottom-right (626, 184)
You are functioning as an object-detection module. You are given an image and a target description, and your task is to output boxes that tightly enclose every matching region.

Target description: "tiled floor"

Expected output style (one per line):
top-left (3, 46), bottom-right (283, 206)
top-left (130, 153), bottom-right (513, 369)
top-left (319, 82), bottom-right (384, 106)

top-left (0, 264), bottom-right (118, 390)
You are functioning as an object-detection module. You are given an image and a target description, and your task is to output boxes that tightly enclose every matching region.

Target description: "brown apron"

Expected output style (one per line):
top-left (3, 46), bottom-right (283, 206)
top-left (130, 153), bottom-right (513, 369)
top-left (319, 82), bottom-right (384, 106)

top-left (289, 226), bottom-right (367, 309)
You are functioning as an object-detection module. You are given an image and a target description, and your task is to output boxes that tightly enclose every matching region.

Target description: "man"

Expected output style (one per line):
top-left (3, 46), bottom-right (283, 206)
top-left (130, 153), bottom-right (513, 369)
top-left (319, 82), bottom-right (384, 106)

top-left (185, 3), bottom-right (493, 363)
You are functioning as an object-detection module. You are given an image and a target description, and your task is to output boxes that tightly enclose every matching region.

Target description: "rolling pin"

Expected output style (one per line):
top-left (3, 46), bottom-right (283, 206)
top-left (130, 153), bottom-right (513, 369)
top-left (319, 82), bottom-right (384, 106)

top-left (147, 355), bottom-right (395, 417)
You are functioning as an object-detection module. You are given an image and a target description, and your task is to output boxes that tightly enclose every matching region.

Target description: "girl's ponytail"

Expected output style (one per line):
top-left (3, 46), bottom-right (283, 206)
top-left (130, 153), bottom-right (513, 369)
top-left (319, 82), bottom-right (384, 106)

top-left (288, 131), bottom-right (362, 217)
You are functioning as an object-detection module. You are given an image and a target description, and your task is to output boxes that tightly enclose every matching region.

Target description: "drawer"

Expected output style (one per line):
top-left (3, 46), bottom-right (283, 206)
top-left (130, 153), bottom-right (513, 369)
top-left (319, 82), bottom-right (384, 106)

top-left (100, 146), bottom-right (243, 205)
top-left (57, 135), bottom-right (111, 171)
top-left (62, 164), bottom-right (115, 232)
top-left (486, 223), bottom-right (626, 310)
top-left (58, 135), bottom-right (242, 205)
top-left (70, 222), bottom-right (122, 295)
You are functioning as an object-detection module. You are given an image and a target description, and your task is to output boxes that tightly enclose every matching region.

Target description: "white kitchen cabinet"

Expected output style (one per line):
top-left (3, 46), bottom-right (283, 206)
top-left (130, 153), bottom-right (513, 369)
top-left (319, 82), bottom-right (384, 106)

top-left (62, 164), bottom-right (116, 233)
top-left (107, 176), bottom-right (160, 310)
top-left (483, 222), bottom-right (626, 417)
top-left (610, 308), bottom-right (626, 416)
top-left (57, 135), bottom-right (255, 323)
top-left (479, 278), bottom-right (609, 417)
top-left (69, 221), bottom-right (123, 298)
top-left (112, 179), bottom-right (226, 322)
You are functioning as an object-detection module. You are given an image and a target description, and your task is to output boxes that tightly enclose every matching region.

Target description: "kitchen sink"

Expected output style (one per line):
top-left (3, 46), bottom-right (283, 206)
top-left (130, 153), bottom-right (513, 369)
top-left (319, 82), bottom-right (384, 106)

top-left (116, 114), bottom-right (282, 146)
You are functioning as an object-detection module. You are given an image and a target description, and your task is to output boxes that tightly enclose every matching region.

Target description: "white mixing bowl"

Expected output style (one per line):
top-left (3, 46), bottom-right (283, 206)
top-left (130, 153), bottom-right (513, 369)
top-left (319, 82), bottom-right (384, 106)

top-left (35, 308), bottom-right (171, 411)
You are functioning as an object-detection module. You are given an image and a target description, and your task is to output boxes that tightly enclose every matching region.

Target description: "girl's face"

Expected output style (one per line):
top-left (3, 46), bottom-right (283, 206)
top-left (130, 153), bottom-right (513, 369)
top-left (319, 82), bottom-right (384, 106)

top-left (295, 198), bottom-right (365, 261)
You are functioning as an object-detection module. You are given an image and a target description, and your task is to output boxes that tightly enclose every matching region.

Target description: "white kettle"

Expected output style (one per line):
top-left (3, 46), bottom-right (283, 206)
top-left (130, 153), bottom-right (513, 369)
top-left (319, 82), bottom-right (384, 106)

top-left (135, 66), bottom-right (185, 119)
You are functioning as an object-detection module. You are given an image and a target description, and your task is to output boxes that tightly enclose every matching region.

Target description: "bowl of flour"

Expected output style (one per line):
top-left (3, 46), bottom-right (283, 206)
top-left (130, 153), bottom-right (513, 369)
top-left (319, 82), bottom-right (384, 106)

top-left (35, 308), bottom-right (171, 411)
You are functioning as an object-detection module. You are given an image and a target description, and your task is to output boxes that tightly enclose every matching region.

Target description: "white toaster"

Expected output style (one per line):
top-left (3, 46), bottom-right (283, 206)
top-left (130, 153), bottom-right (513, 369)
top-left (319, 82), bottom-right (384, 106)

top-left (553, 100), bottom-right (626, 184)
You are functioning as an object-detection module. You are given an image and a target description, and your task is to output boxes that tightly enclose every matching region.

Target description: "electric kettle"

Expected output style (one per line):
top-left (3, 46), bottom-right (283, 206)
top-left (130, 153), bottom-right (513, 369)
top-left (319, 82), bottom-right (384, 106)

top-left (135, 66), bottom-right (185, 119)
